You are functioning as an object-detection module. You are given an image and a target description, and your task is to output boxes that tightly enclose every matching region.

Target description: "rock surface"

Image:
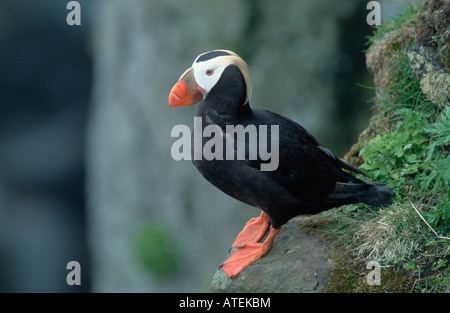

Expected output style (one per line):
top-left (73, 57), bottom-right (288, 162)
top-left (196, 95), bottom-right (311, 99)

top-left (209, 218), bottom-right (331, 293)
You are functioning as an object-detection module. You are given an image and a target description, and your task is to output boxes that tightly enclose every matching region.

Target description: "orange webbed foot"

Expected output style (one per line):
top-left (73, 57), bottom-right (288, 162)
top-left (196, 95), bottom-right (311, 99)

top-left (231, 210), bottom-right (270, 248)
top-left (221, 219), bottom-right (280, 279)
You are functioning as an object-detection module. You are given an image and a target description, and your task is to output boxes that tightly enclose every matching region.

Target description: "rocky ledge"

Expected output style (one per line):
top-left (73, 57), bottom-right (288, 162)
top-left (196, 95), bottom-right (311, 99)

top-left (209, 218), bottom-right (331, 293)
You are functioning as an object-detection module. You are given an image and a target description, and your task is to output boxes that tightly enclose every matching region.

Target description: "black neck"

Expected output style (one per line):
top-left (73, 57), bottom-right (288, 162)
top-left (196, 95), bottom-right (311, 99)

top-left (196, 65), bottom-right (250, 124)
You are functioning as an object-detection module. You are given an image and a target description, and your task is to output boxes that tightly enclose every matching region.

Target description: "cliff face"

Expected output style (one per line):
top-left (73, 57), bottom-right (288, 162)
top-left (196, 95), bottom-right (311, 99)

top-left (346, 0), bottom-right (450, 292)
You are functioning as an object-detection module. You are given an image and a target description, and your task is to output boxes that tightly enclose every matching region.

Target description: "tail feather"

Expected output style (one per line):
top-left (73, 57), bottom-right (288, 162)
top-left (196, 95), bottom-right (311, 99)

top-left (324, 180), bottom-right (393, 207)
top-left (359, 180), bottom-right (393, 206)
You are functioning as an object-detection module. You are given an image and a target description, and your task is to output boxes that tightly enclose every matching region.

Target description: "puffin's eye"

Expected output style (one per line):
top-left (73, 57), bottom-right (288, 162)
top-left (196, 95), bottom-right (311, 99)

top-left (206, 69), bottom-right (214, 76)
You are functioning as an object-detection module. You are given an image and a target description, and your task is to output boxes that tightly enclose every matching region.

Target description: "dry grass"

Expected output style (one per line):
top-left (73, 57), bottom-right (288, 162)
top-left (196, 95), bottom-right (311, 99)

top-left (354, 204), bottom-right (426, 264)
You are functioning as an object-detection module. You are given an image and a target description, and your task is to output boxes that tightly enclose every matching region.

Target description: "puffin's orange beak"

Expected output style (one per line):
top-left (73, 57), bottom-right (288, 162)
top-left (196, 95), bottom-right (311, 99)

top-left (168, 67), bottom-right (204, 107)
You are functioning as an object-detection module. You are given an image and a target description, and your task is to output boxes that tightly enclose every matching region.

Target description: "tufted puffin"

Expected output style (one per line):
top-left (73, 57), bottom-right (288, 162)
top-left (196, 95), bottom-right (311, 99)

top-left (168, 50), bottom-right (392, 278)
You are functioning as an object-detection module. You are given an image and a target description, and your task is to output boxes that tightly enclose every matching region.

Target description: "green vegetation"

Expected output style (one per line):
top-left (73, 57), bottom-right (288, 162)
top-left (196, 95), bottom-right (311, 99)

top-left (300, 0), bottom-right (449, 292)
top-left (132, 221), bottom-right (181, 278)
top-left (360, 106), bottom-right (450, 233)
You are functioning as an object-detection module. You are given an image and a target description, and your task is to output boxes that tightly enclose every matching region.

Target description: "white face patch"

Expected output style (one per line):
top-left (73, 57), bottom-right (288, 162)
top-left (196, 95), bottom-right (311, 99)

top-left (192, 58), bottom-right (231, 99)
top-left (190, 50), bottom-right (252, 104)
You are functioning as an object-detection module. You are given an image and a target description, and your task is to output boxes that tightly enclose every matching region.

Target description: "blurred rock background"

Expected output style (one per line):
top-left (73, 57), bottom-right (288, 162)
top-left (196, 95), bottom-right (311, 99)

top-left (0, 0), bottom-right (92, 291)
top-left (0, 0), bottom-right (418, 292)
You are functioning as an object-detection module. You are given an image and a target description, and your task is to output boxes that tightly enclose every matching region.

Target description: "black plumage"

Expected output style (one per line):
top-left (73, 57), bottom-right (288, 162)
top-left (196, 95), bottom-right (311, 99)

top-left (192, 64), bottom-right (392, 228)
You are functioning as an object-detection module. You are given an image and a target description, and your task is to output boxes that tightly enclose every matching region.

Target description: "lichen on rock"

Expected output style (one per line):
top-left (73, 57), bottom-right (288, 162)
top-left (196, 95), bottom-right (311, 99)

top-left (407, 46), bottom-right (450, 106)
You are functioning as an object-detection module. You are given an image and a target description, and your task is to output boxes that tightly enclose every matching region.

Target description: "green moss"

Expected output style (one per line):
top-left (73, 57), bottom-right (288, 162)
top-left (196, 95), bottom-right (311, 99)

top-left (298, 213), bottom-right (414, 293)
top-left (324, 243), bottom-right (413, 293)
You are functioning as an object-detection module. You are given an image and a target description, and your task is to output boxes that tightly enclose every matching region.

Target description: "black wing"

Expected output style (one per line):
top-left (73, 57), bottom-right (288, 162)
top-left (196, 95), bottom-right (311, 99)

top-left (240, 109), bottom-right (368, 202)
